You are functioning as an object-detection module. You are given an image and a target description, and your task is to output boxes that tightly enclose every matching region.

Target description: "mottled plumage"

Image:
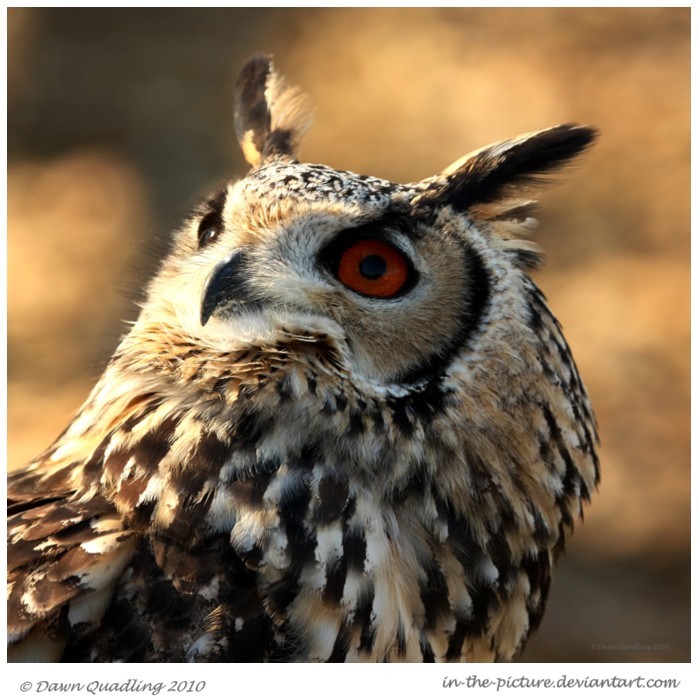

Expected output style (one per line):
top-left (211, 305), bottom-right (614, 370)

top-left (8, 54), bottom-right (599, 662)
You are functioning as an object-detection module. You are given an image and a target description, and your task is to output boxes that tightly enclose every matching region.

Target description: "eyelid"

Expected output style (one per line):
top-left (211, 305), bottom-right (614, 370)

top-left (321, 224), bottom-right (414, 265)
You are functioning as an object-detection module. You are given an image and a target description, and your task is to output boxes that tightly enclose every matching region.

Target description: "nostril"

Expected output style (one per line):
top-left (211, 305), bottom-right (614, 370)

top-left (200, 251), bottom-right (258, 326)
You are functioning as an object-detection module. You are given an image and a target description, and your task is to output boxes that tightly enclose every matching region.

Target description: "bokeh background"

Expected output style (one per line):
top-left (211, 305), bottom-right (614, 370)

top-left (7, 8), bottom-right (690, 663)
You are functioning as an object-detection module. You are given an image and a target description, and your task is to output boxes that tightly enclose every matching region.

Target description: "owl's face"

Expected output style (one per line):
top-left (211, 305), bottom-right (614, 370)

top-left (132, 56), bottom-right (596, 402)
top-left (148, 161), bottom-right (492, 386)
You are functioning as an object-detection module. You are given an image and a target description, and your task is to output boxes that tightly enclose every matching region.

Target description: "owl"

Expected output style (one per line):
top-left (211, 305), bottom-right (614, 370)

top-left (8, 54), bottom-right (599, 663)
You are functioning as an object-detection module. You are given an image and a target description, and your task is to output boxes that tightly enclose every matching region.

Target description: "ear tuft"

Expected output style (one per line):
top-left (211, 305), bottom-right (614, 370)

top-left (416, 125), bottom-right (598, 212)
top-left (233, 54), bottom-right (312, 169)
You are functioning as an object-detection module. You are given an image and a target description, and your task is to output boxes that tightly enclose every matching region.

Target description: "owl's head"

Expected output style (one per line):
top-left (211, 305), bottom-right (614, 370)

top-left (140, 54), bottom-right (596, 388)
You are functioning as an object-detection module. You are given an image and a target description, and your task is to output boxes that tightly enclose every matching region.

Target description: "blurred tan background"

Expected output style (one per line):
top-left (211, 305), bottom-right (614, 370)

top-left (7, 8), bottom-right (690, 662)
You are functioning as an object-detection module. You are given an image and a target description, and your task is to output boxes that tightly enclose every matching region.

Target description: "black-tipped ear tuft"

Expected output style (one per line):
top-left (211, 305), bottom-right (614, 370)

top-left (233, 54), bottom-right (312, 169)
top-left (233, 53), bottom-right (275, 168)
top-left (417, 125), bottom-right (598, 212)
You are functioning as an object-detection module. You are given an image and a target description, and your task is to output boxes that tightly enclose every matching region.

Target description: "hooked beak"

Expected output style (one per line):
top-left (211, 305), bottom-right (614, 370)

top-left (200, 251), bottom-right (261, 326)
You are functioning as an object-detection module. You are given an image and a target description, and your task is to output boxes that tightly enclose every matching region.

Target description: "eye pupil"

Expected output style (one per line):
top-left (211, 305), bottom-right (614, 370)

top-left (201, 228), bottom-right (218, 244)
top-left (197, 215), bottom-right (222, 249)
top-left (359, 254), bottom-right (387, 280)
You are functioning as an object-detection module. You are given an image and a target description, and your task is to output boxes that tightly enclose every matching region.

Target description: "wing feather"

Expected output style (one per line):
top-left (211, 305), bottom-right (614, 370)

top-left (7, 481), bottom-right (137, 661)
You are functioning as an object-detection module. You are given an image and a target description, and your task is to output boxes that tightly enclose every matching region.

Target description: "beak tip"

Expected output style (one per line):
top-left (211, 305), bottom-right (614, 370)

top-left (200, 305), bottom-right (213, 327)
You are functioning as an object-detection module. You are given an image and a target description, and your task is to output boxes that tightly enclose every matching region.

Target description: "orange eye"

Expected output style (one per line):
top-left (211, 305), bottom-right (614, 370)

top-left (337, 239), bottom-right (412, 298)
